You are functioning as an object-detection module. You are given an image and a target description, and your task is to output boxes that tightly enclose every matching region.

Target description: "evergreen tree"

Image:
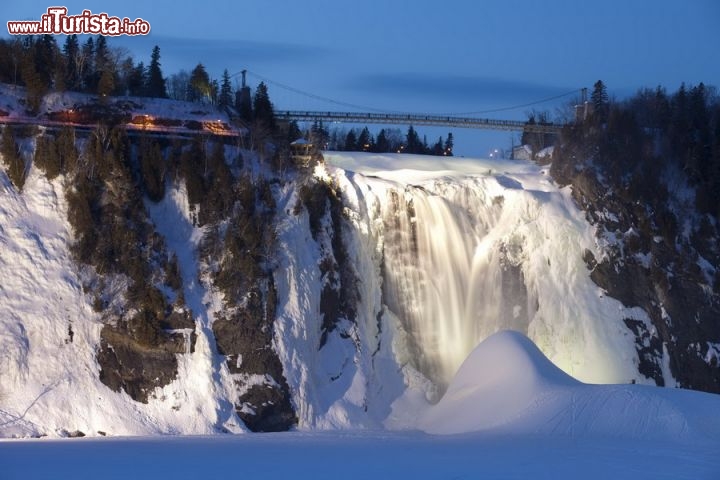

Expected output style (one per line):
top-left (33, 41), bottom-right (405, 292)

top-left (62, 35), bottom-right (80, 90)
top-left (432, 136), bottom-right (444, 156)
top-left (128, 61), bottom-right (146, 96)
top-left (146, 45), bottom-right (167, 98)
top-left (34, 35), bottom-right (59, 88)
top-left (34, 134), bottom-right (61, 179)
top-left (310, 120), bottom-right (329, 148)
top-left (57, 126), bottom-right (78, 173)
top-left (344, 130), bottom-right (358, 151)
top-left (218, 69), bottom-right (233, 111)
top-left (591, 80), bottom-right (609, 123)
top-left (19, 44), bottom-right (47, 114)
top-left (375, 129), bottom-right (389, 153)
top-left (357, 127), bottom-right (373, 151)
top-left (81, 37), bottom-right (95, 92)
top-left (94, 35), bottom-right (109, 74)
top-left (98, 68), bottom-right (115, 99)
top-left (1, 127), bottom-right (26, 190)
top-left (286, 121), bottom-right (302, 144)
top-left (444, 132), bottom-right (454, 156)
top-left (252, 82), bottom-right (276, 132)
top-left (210, 79), bottom-right (219, 105)
top-left (405, 125), bottom-right (422, 153)
top-left (188, 63), bottom-right (211, 102)
top-left (139, 136), bottom-right (165, 202)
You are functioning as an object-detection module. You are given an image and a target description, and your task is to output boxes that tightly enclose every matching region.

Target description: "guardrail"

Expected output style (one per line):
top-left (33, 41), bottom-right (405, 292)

top-left (276, 111), bottom-right (563, 134)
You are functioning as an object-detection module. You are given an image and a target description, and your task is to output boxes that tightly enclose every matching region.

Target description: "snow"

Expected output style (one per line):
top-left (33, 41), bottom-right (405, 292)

top-left (0, 84), bottom-right (241, 137)
top-left (2, 331), bottom-right (718, 479)
top-left (0, 83), bottom-right (231, 124)
top-left (421, 331), bottom-right (719, 442)
top-left (0, 167), bottom-right (243, 438)
top-left (537, 145), bottom-right (554, 159)
top-left (144, 183), bottom-right (246, 434)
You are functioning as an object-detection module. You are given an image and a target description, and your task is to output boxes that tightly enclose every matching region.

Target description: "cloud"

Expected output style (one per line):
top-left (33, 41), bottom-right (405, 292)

top-left (113, 35), bottom-right (331, 75)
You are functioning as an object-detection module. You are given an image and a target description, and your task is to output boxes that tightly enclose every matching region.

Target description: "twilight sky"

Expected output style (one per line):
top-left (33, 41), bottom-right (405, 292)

top-left (3, 0), bottom-right (719, 154)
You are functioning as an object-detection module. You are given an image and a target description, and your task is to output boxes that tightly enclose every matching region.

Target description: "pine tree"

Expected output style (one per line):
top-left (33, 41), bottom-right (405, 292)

top-left (128, 61), bottom-right (146, 96)
top-left (63, 35), bottom-right (80, 90)
top-left (188, 63), bottom-right (210, 102)
top-left (146, 46), bottom-right (167, 98)
top-left (591, 80), bottom-right (609, 123)
top-left (357, 127), bottom-right (373, 151)
top-left (1, 127), bottom-right (26, 190)
top-left (210, 79), bottom-right (219, 105)
top-left (98, 68), bottom-right (115, 99)
top-left (406, 126), bottom-right (422, 153)
top-left (94, 35), bottom-right (109, 74)
top-left (218, 69), bottom-right (233, 111)
top-left (252, 82), bottom-right (275, 132)
top-left (34, 134), bottom-right (61, 179)
top-left (432, 136), bottom-right (444, 156)
top-left (344, 130), bottom-right (358, 151)
top-left (310, 120), bottom-right (329, 148)
top-left (57, 126), bottom-right (78, 173)
top-left (444, 133), bottom-right (454, 156)
top-left (81, 37), bottom-right (96, 92)
top-left (139, 136), bottom-right (165, 202)
top-left (375, 129), bottom-right (389, 153)
top-left (34, 35), bottom-right (59, 88)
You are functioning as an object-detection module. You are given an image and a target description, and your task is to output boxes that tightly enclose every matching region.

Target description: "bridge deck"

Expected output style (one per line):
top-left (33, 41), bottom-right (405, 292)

top-left (277, 111), bottom-right (562, 134)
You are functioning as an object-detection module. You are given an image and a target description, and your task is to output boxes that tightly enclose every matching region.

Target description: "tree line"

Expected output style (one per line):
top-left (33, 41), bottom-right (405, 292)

top-left (555, 80), bottom-right (720, 219)
top-left (294, 121), bottom-right (454, 155)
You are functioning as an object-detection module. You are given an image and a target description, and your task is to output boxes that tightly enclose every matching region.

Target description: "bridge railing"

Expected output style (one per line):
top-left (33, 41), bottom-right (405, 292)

top-left (276, 110), bottom-right (563, 134)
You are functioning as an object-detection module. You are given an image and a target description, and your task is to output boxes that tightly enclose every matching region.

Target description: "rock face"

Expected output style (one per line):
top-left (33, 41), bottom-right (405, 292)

top-left (212, 284), bottom-right (296, 432)
top-left (97, 326), bottom-right (187, 403)
top-left (552, 133), bottom-right (720, 393)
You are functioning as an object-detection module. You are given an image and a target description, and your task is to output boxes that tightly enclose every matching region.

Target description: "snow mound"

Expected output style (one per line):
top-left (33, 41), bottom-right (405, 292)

top-left (421, 331), bottom-right (720, 442)
top-left (420, 330), bottom-right (577, 433)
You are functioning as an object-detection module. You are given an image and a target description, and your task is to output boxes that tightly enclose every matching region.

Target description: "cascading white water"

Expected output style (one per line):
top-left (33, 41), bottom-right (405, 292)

top-left (328, 152), bottom-right (649, 391)
top-left (378, 181), bottom-right (533, 385)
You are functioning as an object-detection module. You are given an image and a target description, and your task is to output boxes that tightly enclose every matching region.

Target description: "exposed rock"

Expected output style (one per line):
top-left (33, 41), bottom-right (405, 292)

top-left (97, 325), bottom-right (187, 403)
top-left (237, 384), bottom-right (296, 432)
top-left (552, 142), bottom-right (720, 393)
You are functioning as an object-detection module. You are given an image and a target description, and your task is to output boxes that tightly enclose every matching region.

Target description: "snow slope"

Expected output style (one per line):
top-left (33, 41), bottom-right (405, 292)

top-left (0, 168), bottom-right (243, 437)
top-left (421, 330), bottom-right (720, 444)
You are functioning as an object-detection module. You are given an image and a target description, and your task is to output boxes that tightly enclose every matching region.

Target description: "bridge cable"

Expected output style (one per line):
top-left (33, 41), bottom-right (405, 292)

top-left (242, 70), bottom-right (395, 113)
top-left (241, 70), bottom-right (582, 118)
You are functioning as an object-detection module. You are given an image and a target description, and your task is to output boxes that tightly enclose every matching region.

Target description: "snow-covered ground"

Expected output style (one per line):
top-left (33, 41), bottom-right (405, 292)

top-left (2, 331), bottom-right (718, 479)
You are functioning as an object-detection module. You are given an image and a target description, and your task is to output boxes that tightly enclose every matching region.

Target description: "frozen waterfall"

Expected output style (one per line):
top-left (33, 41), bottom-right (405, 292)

top-left (327, 152), bottom-right (654, 390)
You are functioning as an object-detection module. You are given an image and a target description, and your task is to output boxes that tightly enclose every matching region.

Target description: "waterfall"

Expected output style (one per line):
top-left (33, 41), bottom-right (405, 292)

top-left (377, 181), bottom-right (532, 385)
top-left (328, 153), bottom-right (645, 392)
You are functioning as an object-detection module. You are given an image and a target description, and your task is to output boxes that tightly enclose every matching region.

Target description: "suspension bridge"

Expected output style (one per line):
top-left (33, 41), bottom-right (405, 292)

top-left (275, 111), bottom-right (561, 134)
top-left (239, 70), bottom-right (578, 135)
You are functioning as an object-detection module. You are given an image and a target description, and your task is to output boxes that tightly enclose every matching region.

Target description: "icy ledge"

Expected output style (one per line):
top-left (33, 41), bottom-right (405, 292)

top-left (420, 330), bottom-right (720, 443)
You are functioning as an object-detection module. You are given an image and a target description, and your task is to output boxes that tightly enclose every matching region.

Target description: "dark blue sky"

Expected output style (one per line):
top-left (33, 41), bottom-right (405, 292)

top-left (4, 0), bottom-right (719, 154)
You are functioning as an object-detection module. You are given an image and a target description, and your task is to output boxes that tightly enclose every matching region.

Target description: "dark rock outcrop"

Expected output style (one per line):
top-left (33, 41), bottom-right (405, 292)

top-left (552, 125), bottom-right (720, 392)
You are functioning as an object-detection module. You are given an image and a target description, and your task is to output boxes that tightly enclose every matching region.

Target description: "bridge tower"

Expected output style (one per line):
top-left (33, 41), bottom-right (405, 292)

top-left (575, 87), bottom-right (590, 122)
top-left (235, 69), bottom-right (252, 122)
